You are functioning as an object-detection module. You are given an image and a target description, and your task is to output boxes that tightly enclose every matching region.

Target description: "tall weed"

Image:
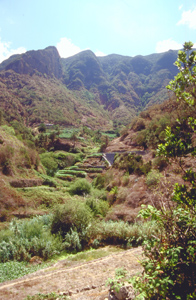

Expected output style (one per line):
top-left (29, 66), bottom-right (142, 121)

top-left (0, 215), bottom-right (62, 262)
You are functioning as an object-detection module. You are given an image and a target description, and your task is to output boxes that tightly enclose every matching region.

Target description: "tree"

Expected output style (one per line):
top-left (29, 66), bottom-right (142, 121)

top-left (38, 123), bottom-right (46, 133)
top-left (133, 42), bottom-right (196, 299)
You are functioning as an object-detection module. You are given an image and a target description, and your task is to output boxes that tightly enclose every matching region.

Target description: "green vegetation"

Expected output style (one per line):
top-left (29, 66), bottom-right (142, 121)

top-left (68, 178), bottom-right (92, 195)
top-left (0, 44), bottom-right (179, 130)
top-left (24, 293), bottom-right (69, 300)
top-left (0, 215), bottom-right (61, 262)
top-left (0, 41), bottom-right (196, 300)
top-left (0, 211), bottom-right (157, 265)
top-left (132, 42), bottom-right (196, 299)
top-left (145, 169), bottom-right (162, 187)
top-left (0, 260), bottom-right (49, 283)
top-left (113, 153), bottom-right (151, 175)
top-left (55, 169), bottom-right (87, 179)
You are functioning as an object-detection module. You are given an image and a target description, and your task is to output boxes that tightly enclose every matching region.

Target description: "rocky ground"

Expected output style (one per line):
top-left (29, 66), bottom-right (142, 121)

top-left (0, 247), bottom-right (143, 300)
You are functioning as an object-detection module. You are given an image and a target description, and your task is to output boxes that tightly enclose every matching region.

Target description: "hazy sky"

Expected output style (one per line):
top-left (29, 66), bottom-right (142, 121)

top-left (0, 0), bottom-right (196, 62)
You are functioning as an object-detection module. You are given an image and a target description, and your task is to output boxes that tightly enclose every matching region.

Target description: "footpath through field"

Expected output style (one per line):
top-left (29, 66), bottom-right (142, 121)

top-left (0, 247), bottom-right (143, 300)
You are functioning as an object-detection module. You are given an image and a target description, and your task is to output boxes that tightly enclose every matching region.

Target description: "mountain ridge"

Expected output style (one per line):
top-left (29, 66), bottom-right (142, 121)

top-left (0, 46), bottom-right (180, 128)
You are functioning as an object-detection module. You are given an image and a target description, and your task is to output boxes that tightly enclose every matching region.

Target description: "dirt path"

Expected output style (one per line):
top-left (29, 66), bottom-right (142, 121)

top-left (0, 247), bottom-right (143, 300)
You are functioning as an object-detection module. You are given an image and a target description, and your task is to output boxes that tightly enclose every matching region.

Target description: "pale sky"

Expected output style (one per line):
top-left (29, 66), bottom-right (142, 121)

top-left (0, 0), bottom-right (196, 63)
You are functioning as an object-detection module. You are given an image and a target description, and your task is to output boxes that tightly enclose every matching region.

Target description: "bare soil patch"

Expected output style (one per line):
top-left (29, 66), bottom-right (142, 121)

top-left (0, 247), bottom-right (143, 300)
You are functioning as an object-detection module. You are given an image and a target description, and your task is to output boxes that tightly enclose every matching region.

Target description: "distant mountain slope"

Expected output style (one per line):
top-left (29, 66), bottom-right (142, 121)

top-left (61, 49), bottom-right (179, 123)
top-left (0, 70), bottom-right (110, 128)
top-left (0, 46), bottom-right (179, 128)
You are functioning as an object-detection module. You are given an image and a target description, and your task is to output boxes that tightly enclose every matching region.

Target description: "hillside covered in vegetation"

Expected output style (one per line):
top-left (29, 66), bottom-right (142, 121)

top-left (0, 42), bottom-right (195, 300)
top-left (0, 46), bottom-right (179, 128)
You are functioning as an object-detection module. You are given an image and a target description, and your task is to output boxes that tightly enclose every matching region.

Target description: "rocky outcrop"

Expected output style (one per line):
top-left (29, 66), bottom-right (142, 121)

top-left (4, 46), bottom-right (62, 79)
top-left (108, 283), bottom-right (136, 300)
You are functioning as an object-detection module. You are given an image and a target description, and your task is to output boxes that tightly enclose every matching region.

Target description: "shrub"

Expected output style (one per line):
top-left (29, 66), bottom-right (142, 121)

top-left (113, 153), bottom-right (145, 175)
top-left (152, 156), bottom-right (168, 171)
top-left (63, 229), bottom-right (82, 252)
top-left (132, 118), bottom-right (146, 131)
top-left (1, 125), bottom-right (15, 136)
top-left (38, 123), bottom-right (46, 133)
top-left (85, 198), bottom-right (109, 217)
top-left (39, 174), bottom-right (57, 187)
top-left (0, 215), bottom-right (61, 262)
top-left (121, 173), bottom-right (129, 186)
top-left (116, 187), bottom-right (129, 203)
top-left (69, 178), bottom-right (91, 196)
top-left (53, 151), bottom-right (83, 169)
top-left (0, 144), bottom-right (14, 175)
top-left (88, 220), bottom-right (158, 247)
top-left (93, 174), bottom-right (106, 189)
top-left (40, 153), bottom-right (58, 176)
top-left (146, 170), bottom-right (162, 187)
top-left (51, 201), bottom-right (93, 240)
top-left (91, 188), bottom-right (107, 200)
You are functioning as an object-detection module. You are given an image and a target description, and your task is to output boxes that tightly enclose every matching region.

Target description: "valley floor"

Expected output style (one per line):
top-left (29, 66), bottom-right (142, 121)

top-left (0, 247), bottom-right (142, 300)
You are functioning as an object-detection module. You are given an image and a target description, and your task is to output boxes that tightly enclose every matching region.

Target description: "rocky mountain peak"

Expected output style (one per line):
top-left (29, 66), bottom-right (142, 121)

top-left (3, 46), bottom-right (62, 79)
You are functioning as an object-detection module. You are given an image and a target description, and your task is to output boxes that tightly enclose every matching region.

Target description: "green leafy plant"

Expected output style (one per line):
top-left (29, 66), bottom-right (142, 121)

top-left (106, 267), bottom-right (129, 293)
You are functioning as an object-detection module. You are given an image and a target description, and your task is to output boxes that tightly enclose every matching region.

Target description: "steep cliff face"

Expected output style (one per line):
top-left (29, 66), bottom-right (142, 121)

top-left (3, 46), bottom-right (62, 79)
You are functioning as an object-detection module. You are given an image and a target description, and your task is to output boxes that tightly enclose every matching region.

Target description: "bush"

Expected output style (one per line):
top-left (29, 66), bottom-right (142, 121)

top-left (85, 198), bottom-right (109, 217)
top-left (88, 220), bottom-right (158, 247)
top-left (51, 201), bottom-right (93, 241)
top-left (1, 125), bottom-right (15, 136)
top-left (69, 178), bottom-right (91, 196)
top-left (113, 153), bottom-right (145, 175)
top-left (63, 229), bottom-right (82, 252)
top-left (146, 170), bottom-right (162, 187)
top-left (152, 156), bottom-right (168, 171)
top-left (0, 144), bottom-right (14, 175)
top-left (39, 174), bottom-right (57, 187)
top-left (53, 151), bottom-right (83, 169)
top-left (93, 174), bottom-right (106, 189)
top-left (0, 215), bottom-right (61, 262)
top-left (133, 204), bottom-right (196, 299)
top-left (40, 153), bottom-right (58, 176)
